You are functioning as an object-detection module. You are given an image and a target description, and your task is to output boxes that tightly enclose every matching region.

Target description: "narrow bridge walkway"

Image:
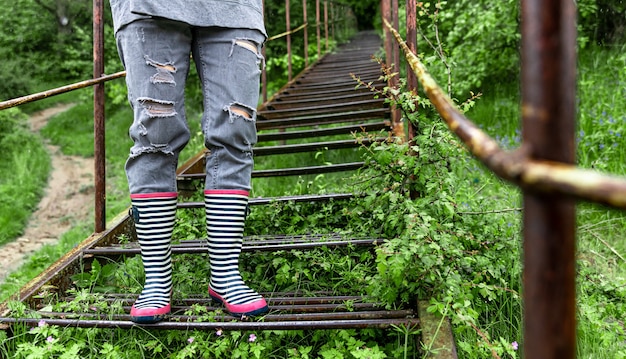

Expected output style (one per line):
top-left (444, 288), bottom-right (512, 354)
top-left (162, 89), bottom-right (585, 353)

top-left (1, 31), bottom-right (422, 333)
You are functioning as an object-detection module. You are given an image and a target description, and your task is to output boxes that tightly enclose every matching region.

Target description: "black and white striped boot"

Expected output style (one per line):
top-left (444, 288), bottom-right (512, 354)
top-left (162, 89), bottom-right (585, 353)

top-left (129, 192), bottom-right (177, 324)
top-left (205, 189), bottom-right (268, 318)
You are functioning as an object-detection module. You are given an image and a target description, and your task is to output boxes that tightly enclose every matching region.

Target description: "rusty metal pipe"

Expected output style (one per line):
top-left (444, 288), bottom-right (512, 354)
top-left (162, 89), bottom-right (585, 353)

top-left (93, 0), bottom-right (106, 233)
top-left (303, 0), bottom-right (309, 67)
top-left (0, 72), bottom-right (125, 111)
top-left (384, 19), bottom-right (626, 210)
top-left (83, 238), bottom-right (380, 256)
top-left (405, 0), bottom-right (418, 141)
top-left (286, 0), bottom-right (293, 81)
top-left (521, 0), bottom-right (577, 357)
top-left (60, 295), bottom-right (368, 306)
top-left (0, 317), bottom-right (419, 331)
top-left (33, 309), bottom-right (415, 323)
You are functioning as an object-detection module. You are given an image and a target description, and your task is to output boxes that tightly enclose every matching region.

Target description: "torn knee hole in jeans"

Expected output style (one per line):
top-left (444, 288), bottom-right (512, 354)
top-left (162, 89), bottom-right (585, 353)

top-left (225, 103), bottom-right (256, 122)
top-left (229, 39), bottom-right (265, 69)
top-left (232, 39), bottom-right (259, 55)
top-left (145, 56), bottom-right (177, 85)
top-left (138, 98), bottom-right (177, 118)
top-left (129, 143), bottom-right (174, 158)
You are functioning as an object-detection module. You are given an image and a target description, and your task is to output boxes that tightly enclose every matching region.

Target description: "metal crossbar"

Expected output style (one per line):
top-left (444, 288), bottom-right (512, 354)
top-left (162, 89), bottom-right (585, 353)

top-left (3, 1), bottom-right (622, 357)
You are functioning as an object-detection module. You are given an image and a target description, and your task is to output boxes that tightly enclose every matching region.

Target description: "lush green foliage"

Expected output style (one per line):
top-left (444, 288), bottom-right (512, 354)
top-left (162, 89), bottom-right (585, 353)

top-left (416, 0), bottom-right (520, 96)
top-left (0, 108), bottom-right (50, 246)
top-left (412, 0), bottom-right (625, 98)
top-left (0, 0), bottom-right (94, 100)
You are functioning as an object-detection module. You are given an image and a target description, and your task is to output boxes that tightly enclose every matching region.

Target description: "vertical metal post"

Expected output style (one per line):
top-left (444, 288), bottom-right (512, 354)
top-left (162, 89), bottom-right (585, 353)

top-left (324, 1), bottom-right (329, 52)
top-left (262, 0), bottom-right (267, 102)
top-left (390, 0), bottom-right (402, 134)
top-left (303, 0), bottom-right (309, 67)
top-left (93, 0), bottom-right (106, 233)
top-left (521, 0), bottom-right (577, 357)
top-left (286, 0), bottom-right (293, 81)
top-left (381, 0), bottom-right (392, 71)
top-left (330, 2), bottom-right (335, 41)
top-left (316, 0), bottom-right (321, 58)
top-left (406, 0), bottom-right (418, 141)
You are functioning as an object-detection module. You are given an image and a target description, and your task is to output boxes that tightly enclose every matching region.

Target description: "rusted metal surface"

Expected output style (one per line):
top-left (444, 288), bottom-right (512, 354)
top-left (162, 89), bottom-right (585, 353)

top-left (259, 99), bottom-right (386, 119)
top-left (179, 162), bottom-right (365, 179)
top-left (256, 122), bottom-right (388, 142)
top-left (417, 301), bottom-right (458, 359)
top-left (286, 0), bottom-right (293, 81)
top-left (405, 0), bottom-right (418, 141)
top-left (177, 193), bottom-right (357, 208)
top-left (385, 19), bottom-right (626, 210)
top-left (323, 1), bottom-right (329, 52)
top-left (253, 138), bottom-right (381, 156)
top-left (2, 292), bottom-right (417, 330)
top-left (93, 0), bottom-right (106, 233)
top-left (521, 0), bottom-right (577, 357)
top-left (0, 72), bottom-right (125, 110)
top-left (1, 317), bottom-right (419, 331)
top-left (303, 0), bottom-right (309, 67)
top-left (83, 236), bottom-right (382, 256)
top-left (316, 0), bottom-right (321, 58)
top-left (24, 308), bottom-right (415, 323)
top-left (250, 163), bottom-right (366, 177)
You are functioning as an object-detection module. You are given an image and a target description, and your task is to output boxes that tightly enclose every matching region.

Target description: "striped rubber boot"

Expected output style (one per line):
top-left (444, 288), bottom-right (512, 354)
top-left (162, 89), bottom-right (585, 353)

top-left (129, 193), bottom-right (177, 324)
top-left (205, 190), bottom-right (268, 318)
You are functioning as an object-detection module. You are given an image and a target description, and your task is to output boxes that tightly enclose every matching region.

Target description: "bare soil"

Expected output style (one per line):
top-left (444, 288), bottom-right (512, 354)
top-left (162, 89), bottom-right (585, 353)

top-left (0, 104), bottom-right (95, 282)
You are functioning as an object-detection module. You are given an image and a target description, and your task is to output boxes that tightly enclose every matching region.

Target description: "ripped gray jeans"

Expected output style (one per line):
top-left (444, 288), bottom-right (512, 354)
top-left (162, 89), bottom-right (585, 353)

top-left (116, 19), bottom-right (265, 194)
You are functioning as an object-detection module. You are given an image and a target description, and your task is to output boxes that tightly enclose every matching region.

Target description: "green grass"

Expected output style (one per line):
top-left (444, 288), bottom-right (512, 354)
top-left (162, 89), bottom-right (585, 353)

top-left (0, 108), bottom-right (51, 246)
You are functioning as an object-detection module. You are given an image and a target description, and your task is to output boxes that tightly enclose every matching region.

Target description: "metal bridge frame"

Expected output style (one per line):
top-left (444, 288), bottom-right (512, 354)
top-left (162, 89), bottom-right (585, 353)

top-left (384, 0), bottom-right (626, 357)
top-left (1, 0), bottom-right (625, 358)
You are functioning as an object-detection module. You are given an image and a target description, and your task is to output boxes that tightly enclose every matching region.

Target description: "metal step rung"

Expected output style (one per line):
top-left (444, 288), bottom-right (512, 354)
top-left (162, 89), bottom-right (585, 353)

top-left (265, 93), bottom-right (385, 109)
top-left (258, 99), bottom-right (386, 120)
top-left (177, 162), bottom-right (365, 180)
top-left (0, 316), bottom-right (419, 331)
top-left (256, 108), bottom-right (390, 131)
top-left (31, 309), bottom-right (415, 322)
top-left (1, 293), bottom-right (417, 331)
top-left (270, 84), bottom-right (384, 101)
top-left (253, 138), bottom-right (381, 156)
top-left (256, 122), bottom-right (388, 142)
top-left (84, 237), bottom-right (382, 256)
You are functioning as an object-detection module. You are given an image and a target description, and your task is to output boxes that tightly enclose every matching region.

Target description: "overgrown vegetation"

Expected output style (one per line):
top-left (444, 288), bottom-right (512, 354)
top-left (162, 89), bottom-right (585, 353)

top-left (0, 109), bottom-right (50, 246)
top-left (1, 0), bottom-right (626, 358)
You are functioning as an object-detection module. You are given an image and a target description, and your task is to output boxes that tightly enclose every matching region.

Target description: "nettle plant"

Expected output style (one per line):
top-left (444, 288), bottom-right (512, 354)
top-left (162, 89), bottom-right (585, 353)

top-left (348, 61), bottom-right (522, 357)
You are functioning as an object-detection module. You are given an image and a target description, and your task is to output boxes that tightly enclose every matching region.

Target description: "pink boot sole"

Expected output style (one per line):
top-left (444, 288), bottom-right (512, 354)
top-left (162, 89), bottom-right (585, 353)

top-left (209, 288), bottom-right (269, 317)
top-left (130, 304), bottom-right (171, 324)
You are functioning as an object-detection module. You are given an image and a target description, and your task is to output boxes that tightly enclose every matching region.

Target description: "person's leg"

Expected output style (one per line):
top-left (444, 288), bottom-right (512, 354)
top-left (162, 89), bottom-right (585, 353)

top-left (192, 27), bottom-right (268, 317)
top-left (116, 19), bottom-right (193, 323)
top-left (128, 192), bottom-right (177, 323)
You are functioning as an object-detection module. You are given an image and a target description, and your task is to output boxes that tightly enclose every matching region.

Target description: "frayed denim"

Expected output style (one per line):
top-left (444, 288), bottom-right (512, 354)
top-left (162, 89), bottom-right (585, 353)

top-left (116, 19), bottom-right (265, 194)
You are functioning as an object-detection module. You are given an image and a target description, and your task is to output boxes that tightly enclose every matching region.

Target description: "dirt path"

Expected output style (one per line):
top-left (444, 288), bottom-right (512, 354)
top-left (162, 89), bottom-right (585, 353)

top-left (0, 104), bottom-right (95, 283)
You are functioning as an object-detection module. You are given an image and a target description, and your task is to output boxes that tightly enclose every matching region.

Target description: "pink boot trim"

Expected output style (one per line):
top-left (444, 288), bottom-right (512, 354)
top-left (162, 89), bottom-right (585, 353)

top-left (130, 304), bottom-right (171, 324)
top-left (209, 288), bottom-right (269, 317)
top-left (204, 189), bottom-right (249, 196)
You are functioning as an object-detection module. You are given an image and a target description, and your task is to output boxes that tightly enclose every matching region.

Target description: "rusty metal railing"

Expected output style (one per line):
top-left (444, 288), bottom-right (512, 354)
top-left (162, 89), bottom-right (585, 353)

top-left (0, 0), bottom-right (348, 235)
top-left (262, 0), bottom-right (354, 102)
top-left (383, 0), bottom-right (626, 357)
top-left (4, 0), bottom-right (614, 356)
